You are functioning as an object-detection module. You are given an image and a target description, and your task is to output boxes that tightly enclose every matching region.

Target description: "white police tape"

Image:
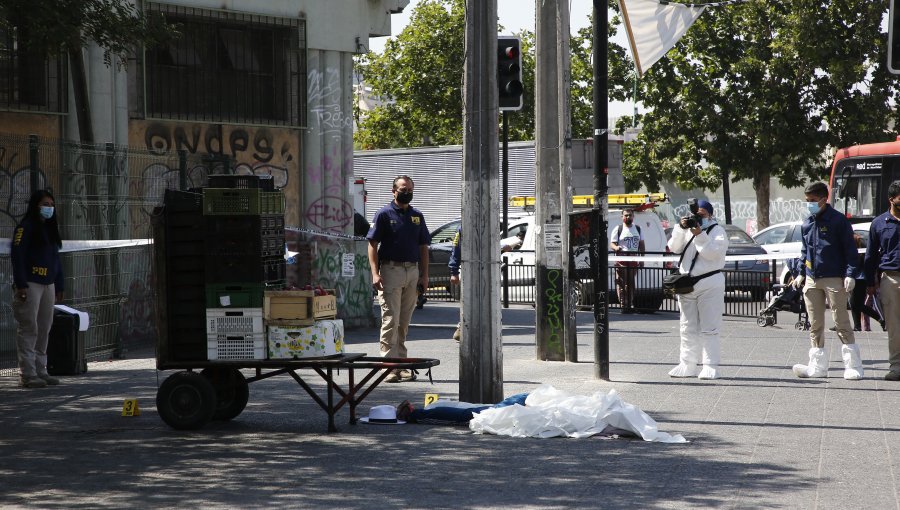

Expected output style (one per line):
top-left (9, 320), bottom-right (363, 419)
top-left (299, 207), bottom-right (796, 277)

top-left (0, 239), bottom-right (153, 255)
top-left (610, 248), bottom-right (866, 264)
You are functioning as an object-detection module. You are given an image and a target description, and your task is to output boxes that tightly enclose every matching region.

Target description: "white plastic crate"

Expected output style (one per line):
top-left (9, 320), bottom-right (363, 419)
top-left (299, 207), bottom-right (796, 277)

top-left (207, 332), bottom-right (266, 360)
top-left (205, 308), bottom-right (264, 335)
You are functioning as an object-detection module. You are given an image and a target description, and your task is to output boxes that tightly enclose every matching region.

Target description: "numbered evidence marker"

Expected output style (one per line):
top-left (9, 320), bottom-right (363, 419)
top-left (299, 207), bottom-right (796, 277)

top-left (121, 398), bottom-right (141, 417)
top-left (424, 393), bottom-right (439, 407)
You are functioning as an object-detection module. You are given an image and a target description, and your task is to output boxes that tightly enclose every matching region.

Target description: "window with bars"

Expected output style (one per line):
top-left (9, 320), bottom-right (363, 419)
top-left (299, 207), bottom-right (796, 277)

top-left (144, 4), bottom-right (304, 127)
top-left (0, 28), bottom-right (67, 113)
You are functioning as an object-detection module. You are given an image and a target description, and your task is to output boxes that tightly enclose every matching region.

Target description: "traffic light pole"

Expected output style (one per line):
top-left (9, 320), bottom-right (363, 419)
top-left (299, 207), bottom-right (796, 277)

top-left (593, 0), bottom-right (610, 380)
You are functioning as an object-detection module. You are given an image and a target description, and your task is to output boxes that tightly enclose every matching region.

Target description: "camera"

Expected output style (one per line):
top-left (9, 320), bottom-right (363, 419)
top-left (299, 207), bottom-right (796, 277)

top-left (681, 198), bottom-right (701, 229)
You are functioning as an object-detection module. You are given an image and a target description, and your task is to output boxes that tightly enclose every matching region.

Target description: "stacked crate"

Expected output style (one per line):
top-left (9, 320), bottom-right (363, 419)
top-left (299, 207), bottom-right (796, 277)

top-left (264, 290), bottom-right (344, 359)
top-left (203, 175), bottom-right (286, 361)
top-left (161, 189), bottom-right (208, 361)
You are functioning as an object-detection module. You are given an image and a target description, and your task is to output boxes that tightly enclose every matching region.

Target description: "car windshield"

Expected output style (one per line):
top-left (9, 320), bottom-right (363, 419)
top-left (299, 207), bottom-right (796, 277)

top-left (724, 225), bottom-right (755, 245)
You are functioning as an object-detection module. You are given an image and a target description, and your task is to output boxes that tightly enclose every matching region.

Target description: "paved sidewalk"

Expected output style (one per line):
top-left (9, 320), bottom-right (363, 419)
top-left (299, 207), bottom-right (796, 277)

top-left (1, 302), bottom-right (899, 509)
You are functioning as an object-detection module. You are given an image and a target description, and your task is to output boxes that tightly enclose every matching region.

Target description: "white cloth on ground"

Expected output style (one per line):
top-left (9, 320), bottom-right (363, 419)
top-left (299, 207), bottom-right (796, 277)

top-left (468, 384), bottom-right (687, 443)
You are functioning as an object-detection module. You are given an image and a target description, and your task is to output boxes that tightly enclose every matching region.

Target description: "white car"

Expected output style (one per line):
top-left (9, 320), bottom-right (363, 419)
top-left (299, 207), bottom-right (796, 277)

top-left (501, 209), bottom-right (668, 310)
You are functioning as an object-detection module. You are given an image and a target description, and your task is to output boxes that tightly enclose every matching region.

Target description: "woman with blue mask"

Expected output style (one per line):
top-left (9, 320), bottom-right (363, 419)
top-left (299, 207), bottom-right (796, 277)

top-left (11, 190), bottom-right (65, 388)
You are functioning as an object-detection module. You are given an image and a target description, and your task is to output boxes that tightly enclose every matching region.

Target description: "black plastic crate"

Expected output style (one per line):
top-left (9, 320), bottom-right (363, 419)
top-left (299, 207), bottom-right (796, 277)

top-left (205, 254), bottom-right (285, 284)
top-left (164, 189), bottom-right (202, 212)
top-left (167, 241), bottom-right (205, 257)
top-left (207, 174), bottom-right (275, 191)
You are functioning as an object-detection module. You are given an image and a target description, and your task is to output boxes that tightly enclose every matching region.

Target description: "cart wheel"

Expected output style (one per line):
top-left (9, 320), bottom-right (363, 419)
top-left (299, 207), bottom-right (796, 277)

top-left (200, 367), bottom-right (249, 421)
top-left (157, 371), bottom-right (217, 430)
top-left (757, 316), bottom-right (768, 327)
top-left (795, 321), bottom-right (804, 330)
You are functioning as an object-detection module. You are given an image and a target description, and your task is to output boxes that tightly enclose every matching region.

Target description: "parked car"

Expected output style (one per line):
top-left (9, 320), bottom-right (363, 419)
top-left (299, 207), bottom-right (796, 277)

top-left (752, 221), bottom-right (803, 277)
top-left (721, 224), bottom-right (771, 300)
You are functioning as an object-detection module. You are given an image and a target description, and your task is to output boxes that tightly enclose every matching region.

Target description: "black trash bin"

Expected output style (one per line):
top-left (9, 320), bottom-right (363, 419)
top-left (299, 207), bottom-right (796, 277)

top-left (47, 308), bottom-right (87, 375)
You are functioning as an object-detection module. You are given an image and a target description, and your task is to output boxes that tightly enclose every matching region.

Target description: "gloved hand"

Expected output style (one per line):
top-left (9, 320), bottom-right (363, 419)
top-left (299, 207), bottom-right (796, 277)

top-left (844, 277), bottom-right (856, 293)
top-left (792, 275), bottom-right (805, 289)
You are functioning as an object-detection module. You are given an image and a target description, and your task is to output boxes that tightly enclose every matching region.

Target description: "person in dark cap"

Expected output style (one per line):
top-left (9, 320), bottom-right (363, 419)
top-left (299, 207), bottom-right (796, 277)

top-left (666, 198), bottom-right (729, 380)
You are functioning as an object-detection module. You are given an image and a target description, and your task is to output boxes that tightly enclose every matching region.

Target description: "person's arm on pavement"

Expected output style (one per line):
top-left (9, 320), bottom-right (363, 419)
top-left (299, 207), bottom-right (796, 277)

top-left (864, 222), bottom-right (881, 294)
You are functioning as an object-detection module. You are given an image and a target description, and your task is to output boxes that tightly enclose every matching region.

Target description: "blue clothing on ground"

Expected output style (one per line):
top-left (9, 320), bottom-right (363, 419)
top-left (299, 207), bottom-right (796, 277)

top-left (449, 228), bottom-right (462, 276)
top-left (799, 205), bottom-right (858, 279)
top-left (367, 201), bottom-right (430, 263)
top-left (408, 393), bottom-right (529, 425)
top-left (10, 219), bottom-right (64, 291)
top-left (864, 210), bottom-right (900, 286)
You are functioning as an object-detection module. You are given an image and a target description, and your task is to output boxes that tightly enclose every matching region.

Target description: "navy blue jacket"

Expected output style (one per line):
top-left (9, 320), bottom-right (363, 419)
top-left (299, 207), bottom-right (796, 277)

top-left (864, 211), bottom-right (900, 286)
top-left (11, 218), bottom-right (65, 291)
top-left (799, 205), bottom-right (858, 279)
top-left (366, 201), bottom-right (430, 263)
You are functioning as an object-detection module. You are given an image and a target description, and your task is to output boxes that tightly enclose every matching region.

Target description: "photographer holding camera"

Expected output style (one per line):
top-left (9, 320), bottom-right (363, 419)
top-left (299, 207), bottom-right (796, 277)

top-left (666, 199), bottom-right (729, 380)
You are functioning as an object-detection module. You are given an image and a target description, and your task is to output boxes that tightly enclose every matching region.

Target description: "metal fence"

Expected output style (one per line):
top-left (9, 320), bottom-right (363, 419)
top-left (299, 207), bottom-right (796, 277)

top-left (425, 257), bottom-right (775, 318)
top-left (0, 133), bottom-right (212, 376)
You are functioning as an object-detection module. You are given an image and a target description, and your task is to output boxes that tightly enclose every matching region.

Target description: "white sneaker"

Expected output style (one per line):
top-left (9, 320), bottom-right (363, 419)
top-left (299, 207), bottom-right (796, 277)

top-left (669, 363), bottom-right (701, 378)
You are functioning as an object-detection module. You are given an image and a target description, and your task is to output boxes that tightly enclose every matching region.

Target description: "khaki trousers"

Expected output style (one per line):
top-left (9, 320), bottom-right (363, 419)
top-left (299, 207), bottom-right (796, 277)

top-left (377, 264), bottom-right (420, 358)
top-left (880, 271), bottom-right (900, 370)
top-left (803, 277), bottom-right (855, 348)
top-left (12, 283), bottom-right (56, 377)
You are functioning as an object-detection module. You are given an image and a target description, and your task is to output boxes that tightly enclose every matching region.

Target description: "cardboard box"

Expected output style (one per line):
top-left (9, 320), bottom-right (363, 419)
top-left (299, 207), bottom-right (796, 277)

top-left (267, 319), bottom-right (344, 359)
top-left (263, 291), bottom-right (309, 320)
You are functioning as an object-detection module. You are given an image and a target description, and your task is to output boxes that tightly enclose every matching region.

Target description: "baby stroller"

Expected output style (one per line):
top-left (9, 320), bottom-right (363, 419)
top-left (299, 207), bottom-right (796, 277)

top-left (757, 283), bottom-right (810, 330)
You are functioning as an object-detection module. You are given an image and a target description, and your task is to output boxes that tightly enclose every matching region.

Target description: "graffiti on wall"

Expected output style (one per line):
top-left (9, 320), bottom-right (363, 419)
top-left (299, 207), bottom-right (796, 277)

top-left (308, 238), bottom-right (373, 320)
top-left (308, 67), bottom-right (353, 141)
top-left (129, 120), bottom-right (301, 224)
top-left (0, 145), bottom-right (46, 237)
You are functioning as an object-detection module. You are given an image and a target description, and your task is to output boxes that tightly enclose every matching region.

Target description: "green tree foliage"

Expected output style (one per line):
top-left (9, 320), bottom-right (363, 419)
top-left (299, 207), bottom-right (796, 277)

top-left (354, 0), bottom-right (624, 149)
top-left (615, 0), bottom-right (897, 227)
top-left (0, 0), bottom-right (174, 65)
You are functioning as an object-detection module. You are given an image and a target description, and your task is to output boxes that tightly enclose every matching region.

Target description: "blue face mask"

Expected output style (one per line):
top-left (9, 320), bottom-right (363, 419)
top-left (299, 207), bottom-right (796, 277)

top-left (806, 201), bottom-right (820, 216)
top-left (700, 217), bottom-right (711, 228)
top-left (39, 206), bottom-right (54, 219)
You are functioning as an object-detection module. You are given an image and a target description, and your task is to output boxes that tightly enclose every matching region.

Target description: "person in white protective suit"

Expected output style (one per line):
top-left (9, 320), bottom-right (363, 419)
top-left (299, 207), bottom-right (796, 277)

top-left (666, 199), bottom-right (729, 380)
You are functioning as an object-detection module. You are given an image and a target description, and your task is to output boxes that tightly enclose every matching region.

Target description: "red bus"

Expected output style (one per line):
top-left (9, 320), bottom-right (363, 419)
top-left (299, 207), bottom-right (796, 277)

top-left (829, 136), bottom-right (900, 222)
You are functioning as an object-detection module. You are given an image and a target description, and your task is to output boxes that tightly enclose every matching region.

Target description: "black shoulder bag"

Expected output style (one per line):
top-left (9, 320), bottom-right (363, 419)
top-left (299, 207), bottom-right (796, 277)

top-left (663, 225), bottom-right (718, 296)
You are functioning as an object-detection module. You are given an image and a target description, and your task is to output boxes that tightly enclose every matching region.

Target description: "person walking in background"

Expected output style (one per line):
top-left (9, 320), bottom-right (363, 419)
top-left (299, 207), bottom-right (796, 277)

top-left (850, 233), bottom-right (884, 332)
top-left (791, 182), bottom-right (863, 380)
top-left (11, 190), bottom-right (64, 388)
top-left (864, 180), bottom-right (900, 381)
top-left (610, 208), bottom-right (645, 314)
top-left (367, 175), bottom-right (430, 383)
top-left (666, 199), bottom-right (728, 380)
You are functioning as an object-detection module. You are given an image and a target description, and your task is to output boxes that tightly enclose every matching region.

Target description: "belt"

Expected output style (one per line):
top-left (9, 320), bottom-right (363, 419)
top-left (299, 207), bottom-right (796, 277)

top-left (382, 261), bottom-right (418, 268)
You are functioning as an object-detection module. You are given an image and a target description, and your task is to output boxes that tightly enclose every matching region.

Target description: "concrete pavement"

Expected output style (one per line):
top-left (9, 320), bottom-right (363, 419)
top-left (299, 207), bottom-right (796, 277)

top-left (1, 302), bottom-right (899, 509)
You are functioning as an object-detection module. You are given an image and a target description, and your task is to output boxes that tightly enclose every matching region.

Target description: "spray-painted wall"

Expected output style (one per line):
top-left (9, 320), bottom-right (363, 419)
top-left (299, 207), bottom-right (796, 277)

top-left (303, 49), bottom-right (375, 327)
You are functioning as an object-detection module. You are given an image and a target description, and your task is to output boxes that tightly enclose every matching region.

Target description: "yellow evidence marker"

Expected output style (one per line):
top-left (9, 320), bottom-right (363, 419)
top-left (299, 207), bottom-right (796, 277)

top-left (121, 399), bottom-right (141, 417)
top-left (424, 393), bottom-right (439, 406)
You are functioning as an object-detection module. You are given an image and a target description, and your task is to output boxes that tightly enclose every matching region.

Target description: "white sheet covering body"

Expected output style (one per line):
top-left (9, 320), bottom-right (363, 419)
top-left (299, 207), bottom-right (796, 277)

top-left (469, 385), bottom-right (687, 443)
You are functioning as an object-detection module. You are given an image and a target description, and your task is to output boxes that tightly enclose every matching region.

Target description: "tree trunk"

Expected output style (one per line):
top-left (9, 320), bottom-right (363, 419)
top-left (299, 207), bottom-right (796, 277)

top-left (753, 168), bottom-right (771, 231)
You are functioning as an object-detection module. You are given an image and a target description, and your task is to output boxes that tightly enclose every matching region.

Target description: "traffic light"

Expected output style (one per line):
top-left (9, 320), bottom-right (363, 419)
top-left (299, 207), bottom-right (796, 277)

top-left (890, 0), bottom-right (900, 74)
top-left (498, 37), bottom-right (524, 111)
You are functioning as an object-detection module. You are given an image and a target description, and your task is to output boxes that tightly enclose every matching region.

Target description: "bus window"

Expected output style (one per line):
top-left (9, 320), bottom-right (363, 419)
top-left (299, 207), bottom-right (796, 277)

top-left (833, 175), bottom-right (878, 218)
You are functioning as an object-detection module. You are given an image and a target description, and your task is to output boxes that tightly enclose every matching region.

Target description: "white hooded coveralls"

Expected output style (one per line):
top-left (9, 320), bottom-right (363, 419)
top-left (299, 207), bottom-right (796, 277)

top-left (666, 221), bottom-right (729, 368)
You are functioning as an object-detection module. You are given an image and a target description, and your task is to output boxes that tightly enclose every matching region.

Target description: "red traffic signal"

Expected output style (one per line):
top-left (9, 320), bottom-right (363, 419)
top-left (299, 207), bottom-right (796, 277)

top-left (498, 37), bottom-right (524, 111)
